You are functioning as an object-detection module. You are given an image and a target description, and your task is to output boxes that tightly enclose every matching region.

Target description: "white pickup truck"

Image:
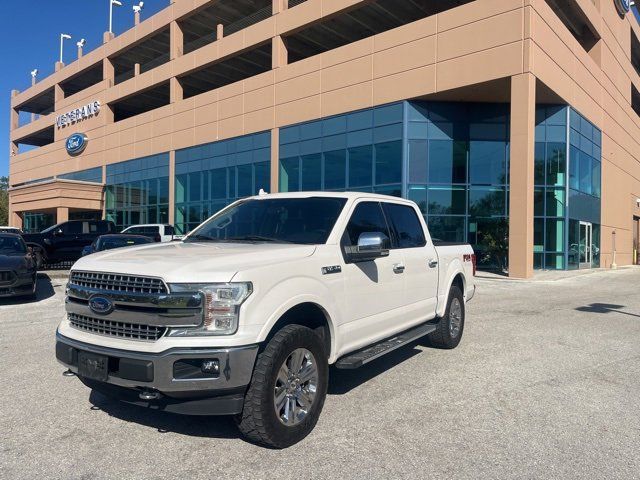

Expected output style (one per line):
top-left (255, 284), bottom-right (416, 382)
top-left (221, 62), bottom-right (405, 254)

top-left (56, 192), bottom-right (476, 448)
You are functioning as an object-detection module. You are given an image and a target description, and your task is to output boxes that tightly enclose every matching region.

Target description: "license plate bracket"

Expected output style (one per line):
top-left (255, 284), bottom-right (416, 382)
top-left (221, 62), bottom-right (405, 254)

top-left (77, 351), bottom-right (109, 382)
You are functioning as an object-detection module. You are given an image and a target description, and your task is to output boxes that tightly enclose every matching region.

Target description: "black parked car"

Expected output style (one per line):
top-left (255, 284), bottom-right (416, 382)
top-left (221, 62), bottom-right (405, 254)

top-left (81, 234), bottom-right (153, 256)
top-left (22, 220), bottom-right (116, 268)
top-left (0, 234), bottom-right (38, 300)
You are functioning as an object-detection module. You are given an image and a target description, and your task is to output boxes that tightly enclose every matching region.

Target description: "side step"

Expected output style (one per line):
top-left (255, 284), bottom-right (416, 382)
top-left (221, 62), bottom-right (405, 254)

top-left (335, 322), bottom-right (437, 369)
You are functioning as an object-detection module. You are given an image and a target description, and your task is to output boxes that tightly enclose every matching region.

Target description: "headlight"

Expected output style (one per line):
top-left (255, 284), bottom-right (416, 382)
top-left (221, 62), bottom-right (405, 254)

top-left (166, 283), bottom-right (252, 336)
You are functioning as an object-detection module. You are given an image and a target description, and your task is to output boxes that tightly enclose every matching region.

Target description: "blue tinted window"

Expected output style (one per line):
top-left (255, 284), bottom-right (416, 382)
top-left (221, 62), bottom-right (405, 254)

top-left (428, 140), bottom-right (466, 184)
top-left (428, 187), bottom-right (466, 215)
top-left (348, 145), bottom-right (373, 187)
top-left (408, 140), bottom-right (428, 184)
top-left (546, 142), bottom-right (566, 186)
top-left (578, 152), bottom-right (592, 195)
top-left (375, 141), bottom-right (402, 185)
top-left (301, 154), bottom-right (322, 190)
top-left (280, 157), bottom-right (299, 192)
top-left (469, 140), bottom-right (506, 184)
top-left (324, 150), bottom-right (346, 190)
top-left (469, 187), bottom-right (506, 217)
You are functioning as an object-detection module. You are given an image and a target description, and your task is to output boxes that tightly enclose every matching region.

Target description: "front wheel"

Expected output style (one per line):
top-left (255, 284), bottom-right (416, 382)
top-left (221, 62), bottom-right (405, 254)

top-left (427, 285), bottom-right (465, 349)
top-left (237, 324), bottom-right (328, 448)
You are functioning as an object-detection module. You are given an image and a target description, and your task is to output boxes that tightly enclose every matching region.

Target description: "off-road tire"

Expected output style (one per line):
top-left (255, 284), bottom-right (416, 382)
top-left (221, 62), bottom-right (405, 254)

top-left (237, 324), bottom-right (328, 449)
top-left (427, 285), bottom-right (465, 349)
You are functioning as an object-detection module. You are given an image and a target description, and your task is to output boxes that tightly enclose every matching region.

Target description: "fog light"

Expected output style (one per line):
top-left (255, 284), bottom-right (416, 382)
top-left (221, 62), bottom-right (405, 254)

top-left (201, 359), bottom-right (219, 374)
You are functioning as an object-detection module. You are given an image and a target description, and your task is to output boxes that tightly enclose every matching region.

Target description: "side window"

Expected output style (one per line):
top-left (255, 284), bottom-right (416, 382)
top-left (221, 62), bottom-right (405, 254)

top-left (343, 202), bottom-right (391, 247)
top-left (165, 225), bottom-right (175, 236)
top-left (126, 227), bottom-right (142, 235)
top-left (63, 222), bottom-right (82, 235)
top-left (92, 222), bottom-right (110, 234)
top-left (382, 203), bottom-right (427, 249)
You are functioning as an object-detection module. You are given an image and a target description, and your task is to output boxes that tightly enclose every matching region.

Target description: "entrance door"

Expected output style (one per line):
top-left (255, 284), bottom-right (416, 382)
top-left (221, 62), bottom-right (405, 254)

top-left (579, 222), bottom-right (593, 269)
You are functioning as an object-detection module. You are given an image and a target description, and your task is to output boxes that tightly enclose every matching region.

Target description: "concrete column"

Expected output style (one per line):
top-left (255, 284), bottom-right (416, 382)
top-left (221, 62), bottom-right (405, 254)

top-left (169, 151), bottom-right (176, 224)
top-left (508, 73), bottom-right (536, 279)
top-left (216, 23), bottom-right (224, 40)
top-left (134, 11), bottom-right (141, 26)
top-left (56, 207), bottom-right (69, 223)
top-left (102, 166), bottom-right (107, 220)
top-left (272, 36), bottom-right (288, 69)
top-left (170, 77), bottom-right (183, 103)
top-left (78, 45), bottom-right (84, 59)
top-left (170, 20), bottom-right (183, 60)
top-left (55, 61), bottom-right (64, 72)
top-left (273, 0), bottom-right (287, 14)
top-left (9, 95), bottom-right (18, 156)
top-left (103, 58), bottom-right (115, 87)
top-left (134, 63), bottom-right (141, 76)
top-left (10, 211), bottom-right (23, 230)
top-left (103, 31), bottom-right (115, 44)
top-left (270, 128), bottom-right (280, 193)
top-left (54, 84), bottom-right (64, 112)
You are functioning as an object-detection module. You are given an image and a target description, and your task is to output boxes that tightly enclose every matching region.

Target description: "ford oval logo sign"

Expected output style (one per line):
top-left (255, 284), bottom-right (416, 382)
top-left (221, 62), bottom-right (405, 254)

top-left (89, 296), bottom-right (114, 315)
top-left (615, 0), bottom-right (630, 15)
top-left (66, 133), bottom-right (88, 156)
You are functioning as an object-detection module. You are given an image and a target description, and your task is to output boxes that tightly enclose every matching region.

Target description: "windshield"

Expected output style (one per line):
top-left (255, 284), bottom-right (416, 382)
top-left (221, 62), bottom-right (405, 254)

top-left (0, 236), bottom-right (27, 255)
top-left (187, 197), bottom-right (347, 245)
top-left (41, 223), bottom-right (63, 234)
top-left (97, 236), bottom-right (152, 251)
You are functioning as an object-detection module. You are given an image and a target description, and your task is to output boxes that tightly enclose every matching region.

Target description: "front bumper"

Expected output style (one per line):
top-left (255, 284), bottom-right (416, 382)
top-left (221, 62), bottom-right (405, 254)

top-left (56, 332), bottom-right (259, 415)
top-left (0, 273), bottom-right (35, 298)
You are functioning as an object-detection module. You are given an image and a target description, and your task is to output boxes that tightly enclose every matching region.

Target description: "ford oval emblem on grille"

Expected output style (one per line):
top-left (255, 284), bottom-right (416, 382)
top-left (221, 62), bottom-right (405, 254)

top-left (89, 296), bottom-right (114, 315)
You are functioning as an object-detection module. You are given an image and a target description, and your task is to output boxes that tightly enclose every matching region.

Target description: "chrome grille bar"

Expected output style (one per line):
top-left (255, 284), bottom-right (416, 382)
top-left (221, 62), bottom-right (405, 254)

top-left (70, 271), bottom-right (167, 294)
top-left (68, 313), bottom-right (165, 341)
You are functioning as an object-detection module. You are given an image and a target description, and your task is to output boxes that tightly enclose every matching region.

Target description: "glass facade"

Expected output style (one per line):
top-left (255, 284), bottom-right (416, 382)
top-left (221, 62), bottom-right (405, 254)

top-left (58, 167), bottom-right (103, 184)
top-left (279, 103), bottom-right (404, 197)
top-left (534, 106), bottom-right (601, 270)
top-left (105, 153), bottom-right (170, 231)
top-left (280, 102), bottom-right (510, 271)
top-left (23, 212), bottom-right (55, 233)
top-left (407, 102), bottom-right (510, 272)
top-left (174, 131), bottom-right (271, 234)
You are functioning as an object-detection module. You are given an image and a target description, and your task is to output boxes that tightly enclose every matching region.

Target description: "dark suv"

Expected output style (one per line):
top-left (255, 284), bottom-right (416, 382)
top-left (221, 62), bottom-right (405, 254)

top-left (22, 220), bottom-right (116, 268)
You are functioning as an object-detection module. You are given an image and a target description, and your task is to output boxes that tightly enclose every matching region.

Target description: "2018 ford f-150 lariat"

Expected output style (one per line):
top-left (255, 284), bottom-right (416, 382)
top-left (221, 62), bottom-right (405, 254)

top-left (56, 192), bottom-right (475, 448)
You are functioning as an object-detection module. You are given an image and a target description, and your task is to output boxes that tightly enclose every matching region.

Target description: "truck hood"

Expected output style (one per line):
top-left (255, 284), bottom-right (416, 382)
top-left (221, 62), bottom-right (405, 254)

top-left (71, 241), bottom-right (317, 283)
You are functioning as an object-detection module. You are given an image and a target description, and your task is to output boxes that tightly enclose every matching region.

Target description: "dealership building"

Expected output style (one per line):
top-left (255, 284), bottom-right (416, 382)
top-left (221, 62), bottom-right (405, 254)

top-left (7, 0), bottom-right (640, 277)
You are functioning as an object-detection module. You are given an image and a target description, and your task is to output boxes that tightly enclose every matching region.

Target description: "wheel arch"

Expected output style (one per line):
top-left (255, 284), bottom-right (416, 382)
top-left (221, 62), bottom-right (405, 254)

top-left (260, 301), bottom-right (336, 362)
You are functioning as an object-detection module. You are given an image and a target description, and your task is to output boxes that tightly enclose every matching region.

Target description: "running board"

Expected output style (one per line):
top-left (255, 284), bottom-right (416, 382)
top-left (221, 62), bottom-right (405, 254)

top-left (335, 322), bottom-right (436, 369)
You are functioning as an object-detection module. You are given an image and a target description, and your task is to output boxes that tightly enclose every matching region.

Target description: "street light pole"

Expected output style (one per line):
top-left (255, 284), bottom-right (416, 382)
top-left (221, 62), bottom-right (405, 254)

top-left (59, 34), bottom-right (72, 63)
top-left (109, 0), bottom-right (123, 34)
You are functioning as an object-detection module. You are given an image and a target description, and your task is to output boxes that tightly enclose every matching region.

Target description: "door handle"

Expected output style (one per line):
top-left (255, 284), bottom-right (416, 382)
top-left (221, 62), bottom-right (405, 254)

top-left (428, 259), bottom-right (438, 268)
top-left (393, 263), bottom-right (405, 274)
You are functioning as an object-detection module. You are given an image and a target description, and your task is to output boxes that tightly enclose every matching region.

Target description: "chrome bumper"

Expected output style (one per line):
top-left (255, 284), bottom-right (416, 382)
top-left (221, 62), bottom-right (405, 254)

top-left (55, 331), bottom-right (258, 393)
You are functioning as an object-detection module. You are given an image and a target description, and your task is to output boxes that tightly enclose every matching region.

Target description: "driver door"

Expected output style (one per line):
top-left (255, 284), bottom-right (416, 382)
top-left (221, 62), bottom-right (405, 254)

top-left (338, 201), bottom-right (406, 356)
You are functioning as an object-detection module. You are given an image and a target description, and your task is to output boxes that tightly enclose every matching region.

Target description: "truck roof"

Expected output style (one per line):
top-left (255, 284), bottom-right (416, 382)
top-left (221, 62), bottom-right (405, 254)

top-left (245, 191), bottom-right (416, 204)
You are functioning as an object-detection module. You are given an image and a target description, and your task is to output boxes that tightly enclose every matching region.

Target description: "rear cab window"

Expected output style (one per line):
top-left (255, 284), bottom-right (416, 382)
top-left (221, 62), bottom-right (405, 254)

top-left (382, 203), bottom-right (426, 249)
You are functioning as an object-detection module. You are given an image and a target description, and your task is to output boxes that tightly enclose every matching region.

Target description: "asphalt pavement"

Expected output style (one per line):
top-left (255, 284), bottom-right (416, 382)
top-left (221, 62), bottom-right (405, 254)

top-left (1, 268), bottom-right (639, 480)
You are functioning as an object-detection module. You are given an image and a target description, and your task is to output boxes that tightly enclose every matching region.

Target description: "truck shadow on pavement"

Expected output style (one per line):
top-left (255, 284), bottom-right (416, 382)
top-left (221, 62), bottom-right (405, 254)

top-left (0, 274), bottom-right (56, 306)
top-left (576, 303), bottom-right (640, 318)
top-left (86, 342), bottom-right (425, 439)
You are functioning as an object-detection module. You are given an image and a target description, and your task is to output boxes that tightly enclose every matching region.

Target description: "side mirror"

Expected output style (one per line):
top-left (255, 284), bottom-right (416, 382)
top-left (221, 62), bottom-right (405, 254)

top-left (54, 228), bottom-right (64, 237)
top-left (347, 232), bottom-right (390, 263)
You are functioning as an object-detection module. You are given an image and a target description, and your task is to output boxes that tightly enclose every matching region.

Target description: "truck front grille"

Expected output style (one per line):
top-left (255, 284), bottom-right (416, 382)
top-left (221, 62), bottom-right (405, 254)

top-left (0, 271), bottom-right (16, 286)
top-left (68, 313), bottom-right (166, 341)
top-left (70, 271), bottom-right (167, 294)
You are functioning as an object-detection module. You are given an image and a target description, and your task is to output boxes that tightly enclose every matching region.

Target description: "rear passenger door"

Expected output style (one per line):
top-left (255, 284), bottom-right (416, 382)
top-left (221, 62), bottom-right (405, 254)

top-left (382, 202), bottom-right (439, 325)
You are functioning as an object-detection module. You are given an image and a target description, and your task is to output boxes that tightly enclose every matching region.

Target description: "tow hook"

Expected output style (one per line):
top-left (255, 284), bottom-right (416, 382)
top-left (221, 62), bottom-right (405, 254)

top-left (139, 389), bottom-right (162, 401)
top-left (62, 369), bottom-right (75, 377)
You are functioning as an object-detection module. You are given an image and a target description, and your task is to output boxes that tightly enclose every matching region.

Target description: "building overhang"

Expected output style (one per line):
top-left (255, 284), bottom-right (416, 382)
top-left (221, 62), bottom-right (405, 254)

top-left (9, 178), bottom-right (104, 214)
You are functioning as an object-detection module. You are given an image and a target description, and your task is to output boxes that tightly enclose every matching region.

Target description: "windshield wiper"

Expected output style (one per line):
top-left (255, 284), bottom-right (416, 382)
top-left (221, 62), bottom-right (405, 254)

top-left (226, 236), bottom-right (292, 244)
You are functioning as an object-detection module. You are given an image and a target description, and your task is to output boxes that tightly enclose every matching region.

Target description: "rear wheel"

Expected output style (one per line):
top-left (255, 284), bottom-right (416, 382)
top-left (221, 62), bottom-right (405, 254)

top-left (237, 324), bottom-right (328, 449)
top-left (427, 285), bottom-right (465, 349)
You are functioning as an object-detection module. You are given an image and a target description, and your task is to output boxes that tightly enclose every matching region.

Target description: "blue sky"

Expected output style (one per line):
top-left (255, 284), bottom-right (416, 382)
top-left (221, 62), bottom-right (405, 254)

top-left (1, 3), bottom-right (640, 179)
top-left (0, 0), bottom-right (167, 178)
